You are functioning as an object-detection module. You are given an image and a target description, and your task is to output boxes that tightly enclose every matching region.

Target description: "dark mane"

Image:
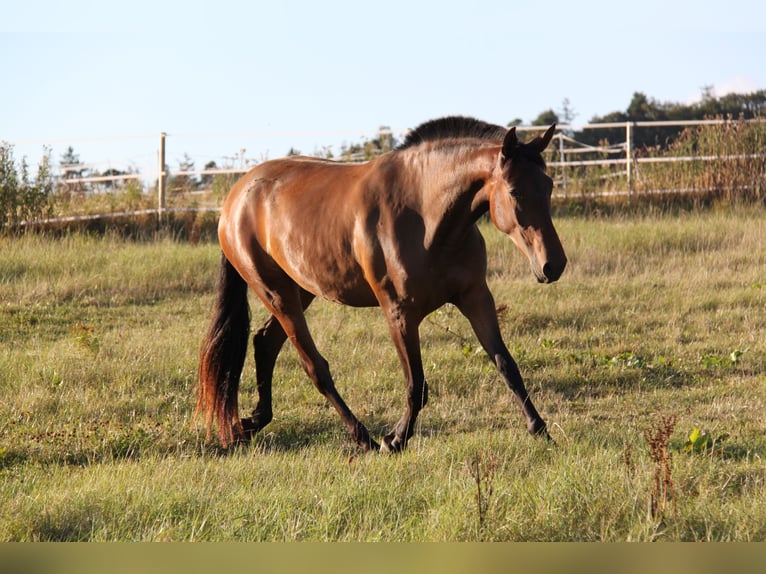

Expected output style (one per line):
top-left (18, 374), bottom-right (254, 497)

top-left (397, 116), bottom-right (508, 150)
top-left (396, 115), bottom-right (546, 168)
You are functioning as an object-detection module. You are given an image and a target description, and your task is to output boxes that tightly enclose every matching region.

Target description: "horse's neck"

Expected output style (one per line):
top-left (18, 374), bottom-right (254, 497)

top-left (411, 145), bottom-right (497, 248)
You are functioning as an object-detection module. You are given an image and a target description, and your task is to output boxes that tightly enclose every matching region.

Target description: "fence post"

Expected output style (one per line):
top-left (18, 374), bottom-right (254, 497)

top-left (558, 132), bottom-right (567, 192)
top-left (626, 122), bottom-right (634, 198)
top-left (158, 132), bottom-right (166, 221)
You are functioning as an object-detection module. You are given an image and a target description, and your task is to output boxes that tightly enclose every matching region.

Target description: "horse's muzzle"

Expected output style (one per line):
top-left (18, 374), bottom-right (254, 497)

top-left (537, 259), bottom-right (567, 283)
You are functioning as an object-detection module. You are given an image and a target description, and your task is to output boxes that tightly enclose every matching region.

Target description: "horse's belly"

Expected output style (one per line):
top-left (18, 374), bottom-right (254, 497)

top-left (300, 275), bottom-right (379, 307)
top-left (325, 285), bottom-right (379, 307)
top-left (283, 254), bottom-right (378, 308)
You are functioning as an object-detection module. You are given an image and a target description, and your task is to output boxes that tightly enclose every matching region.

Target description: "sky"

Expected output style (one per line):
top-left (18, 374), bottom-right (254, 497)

top-left (2, 0), bottom-right (765, 181)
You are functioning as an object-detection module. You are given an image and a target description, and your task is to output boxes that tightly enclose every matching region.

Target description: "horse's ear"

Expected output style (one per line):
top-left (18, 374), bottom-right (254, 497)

top-left (502, 127), bottom-right (518, 159)
top-left (531, 124), bottom-right (556, 153)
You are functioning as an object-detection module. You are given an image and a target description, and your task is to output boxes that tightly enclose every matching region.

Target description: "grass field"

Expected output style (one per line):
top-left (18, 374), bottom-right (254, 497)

top-left (1, 207), bottom-right (764, 541)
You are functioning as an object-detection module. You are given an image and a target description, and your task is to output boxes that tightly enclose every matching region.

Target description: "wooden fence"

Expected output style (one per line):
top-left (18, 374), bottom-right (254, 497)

top-left (13, 118), bottom-right (766, 226)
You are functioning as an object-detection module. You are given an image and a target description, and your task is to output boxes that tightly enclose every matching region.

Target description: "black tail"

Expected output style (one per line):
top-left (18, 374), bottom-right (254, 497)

top-left (195, 253), bottom-right (250, 447)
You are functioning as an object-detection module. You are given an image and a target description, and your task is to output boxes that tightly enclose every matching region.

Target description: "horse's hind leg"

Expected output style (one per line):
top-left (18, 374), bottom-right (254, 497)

top-left (241, 315), bottom-right (285, 438)
top-left (287, 316), bottom-right (380, 451)
top-left (252, 283), bottom-right (379, 451)
top-left (242, 290), bottom-right (315, 439)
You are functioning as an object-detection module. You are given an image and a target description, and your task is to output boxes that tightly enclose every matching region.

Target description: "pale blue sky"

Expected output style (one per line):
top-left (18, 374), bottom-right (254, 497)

top-left (2, 0), bottom-right (764, 179)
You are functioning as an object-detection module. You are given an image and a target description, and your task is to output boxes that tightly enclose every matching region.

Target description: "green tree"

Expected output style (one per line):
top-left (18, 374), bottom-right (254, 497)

top-left (60, 145), bottom-right (86, 194)
top-left (200, 160), bottom-right (217, 188)
top-left (581, 89), bottom-right (766, 149)
top-left (100, 168), bottom-right (127, 190)
top-left (169, 153), bottom-right (198, 193)
top-left (559, 98), bottom-right (577, 125)
top-left (531, 109), bottom-right (559, 126)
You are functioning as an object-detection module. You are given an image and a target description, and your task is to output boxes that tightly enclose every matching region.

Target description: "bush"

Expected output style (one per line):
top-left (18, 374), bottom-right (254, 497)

top-left (0, 143), bottom-right (55, 233)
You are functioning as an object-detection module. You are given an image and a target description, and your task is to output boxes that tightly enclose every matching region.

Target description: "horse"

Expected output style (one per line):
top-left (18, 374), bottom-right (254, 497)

top-left (196, 116), bottom-right (567, 453)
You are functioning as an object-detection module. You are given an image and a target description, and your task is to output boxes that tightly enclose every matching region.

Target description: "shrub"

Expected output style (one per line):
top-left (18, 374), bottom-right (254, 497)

top-left (0, 143), bottom-right (55, 233)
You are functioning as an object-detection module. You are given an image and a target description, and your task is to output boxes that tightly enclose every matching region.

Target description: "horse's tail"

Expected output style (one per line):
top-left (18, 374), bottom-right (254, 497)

top-left (195, 252), bottom-right (250, 447)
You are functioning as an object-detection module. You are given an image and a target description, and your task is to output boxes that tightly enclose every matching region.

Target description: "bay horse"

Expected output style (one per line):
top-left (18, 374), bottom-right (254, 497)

top-left (196, 116), bottom-right (566, 452)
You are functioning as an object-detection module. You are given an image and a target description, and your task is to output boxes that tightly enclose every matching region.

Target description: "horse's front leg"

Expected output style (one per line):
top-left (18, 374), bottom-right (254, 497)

top-left (454, 284), bottom-right (551, 440)
top-left (380, 309), bottom-right (428, 453)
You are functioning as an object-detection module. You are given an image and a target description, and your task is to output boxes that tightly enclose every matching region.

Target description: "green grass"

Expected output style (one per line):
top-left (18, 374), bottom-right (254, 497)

top-left (1, 208), bottom-right (765, 541)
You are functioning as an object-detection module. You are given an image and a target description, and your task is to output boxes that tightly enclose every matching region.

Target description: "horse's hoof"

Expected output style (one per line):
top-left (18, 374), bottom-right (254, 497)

top-left (366, 439), bottom-right (381, 452)
top-left (532, 425), bottom-right (556, 445)
top-left (241, 417), bottom-right (258, 433)
top-left (380, 434), bottom-right (405, 454)
top-left (232, 418), bottom-right (260, 446)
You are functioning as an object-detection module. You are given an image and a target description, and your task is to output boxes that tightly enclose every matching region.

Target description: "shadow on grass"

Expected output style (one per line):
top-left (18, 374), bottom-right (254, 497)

top-left (2, 408), bottom-right (436, 471)
top-left (543, 361), bottom-right (696, 401)
top-left (244, 413), bottom-right (403, 455)
top-left (25, 505), bottom-right (99, 542)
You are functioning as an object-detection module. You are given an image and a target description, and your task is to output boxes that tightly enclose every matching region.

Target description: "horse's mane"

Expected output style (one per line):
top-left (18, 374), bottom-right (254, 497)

top-left (396, 116), bottom-right (508, 150)
top-left (397, 115), bottom-right (546, 168)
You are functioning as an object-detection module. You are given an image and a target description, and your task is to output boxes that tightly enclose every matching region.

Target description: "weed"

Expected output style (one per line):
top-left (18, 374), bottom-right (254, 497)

top-left (701, 348), bottom-right (749, 369)
top-left (540, 338), bottom-right (558, 349)
top-left (466, 449), bottom-right (497, 539)
top-left (609, 352), bottom-right (646, 369)
top-left (644, 415), bottom-right (677, 522)
top-left (622, 443), bottom-right (636, 478)
top-left (729, 348), bottom-right (748, 364)
top-left (685, 427), bottom-right (729, 457)
top-left (69, 322), bottom-right (100, 355)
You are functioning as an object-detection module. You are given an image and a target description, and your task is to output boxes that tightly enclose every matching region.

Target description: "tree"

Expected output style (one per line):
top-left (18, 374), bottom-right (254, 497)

top-left (200, 160), bottom-right (217, 188)
top-left (532, 109), bottom-right (559, 126)
top-left (169, 153), bottom-right (198, 193)
top-left (577, 89), bottom-right (766, 149)
top-left (559, 98), bottom-right (577, 125)
top-left (626, 92), bottom-right (655, 121)
top-left (575, 86), bottom-right (766, 149)
top-left (60, 146), bottom-right (87, 194)
top-left (60, 146), bottom-right (84, 178)
top-left (100, 168), bottom-right (127, 190)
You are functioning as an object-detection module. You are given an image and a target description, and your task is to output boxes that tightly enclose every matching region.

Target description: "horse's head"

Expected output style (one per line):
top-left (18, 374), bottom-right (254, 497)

top-left (488, 124), bottom-right (567, 283)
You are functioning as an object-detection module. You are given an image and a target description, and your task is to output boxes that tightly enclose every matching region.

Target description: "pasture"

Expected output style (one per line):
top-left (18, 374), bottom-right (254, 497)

top-left (1, 207), bottom-right (764, 541)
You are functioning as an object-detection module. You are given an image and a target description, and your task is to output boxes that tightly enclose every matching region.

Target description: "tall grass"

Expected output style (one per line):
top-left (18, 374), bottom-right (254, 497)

top-left (553, 119), bottom-right (766, 206)
top-left (637, 119), bottom-right (766, 203)
top-left (1, 208), bottom-right (765, 540)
